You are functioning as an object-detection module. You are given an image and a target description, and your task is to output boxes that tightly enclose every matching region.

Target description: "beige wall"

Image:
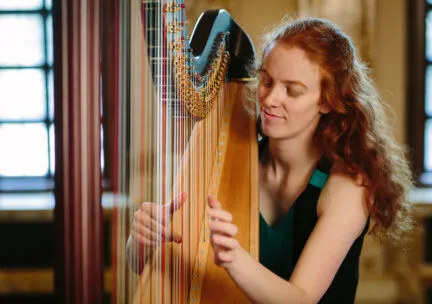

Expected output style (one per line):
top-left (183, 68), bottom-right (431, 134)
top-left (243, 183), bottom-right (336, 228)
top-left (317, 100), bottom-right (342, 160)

top-left (231, 1), bottom-right (298, 48)
top-left (374, 0), bottom-right (407, 144)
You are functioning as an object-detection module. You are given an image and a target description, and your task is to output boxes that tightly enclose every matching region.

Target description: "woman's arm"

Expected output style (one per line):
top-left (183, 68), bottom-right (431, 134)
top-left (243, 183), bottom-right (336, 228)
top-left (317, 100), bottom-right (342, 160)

top-left (207, 170), bottom-right (370, 303)
top-left (126, 193), bottom-right (188, 274)
top-left (126, 235), bottom-right (147, 274)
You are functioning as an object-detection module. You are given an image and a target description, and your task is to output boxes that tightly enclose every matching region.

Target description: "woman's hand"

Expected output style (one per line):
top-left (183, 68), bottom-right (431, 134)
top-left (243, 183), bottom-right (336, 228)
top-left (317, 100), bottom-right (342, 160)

top-left (207, 195), bottom-right (240, 269)
top-left (130, 192), bottom-right (188, 247)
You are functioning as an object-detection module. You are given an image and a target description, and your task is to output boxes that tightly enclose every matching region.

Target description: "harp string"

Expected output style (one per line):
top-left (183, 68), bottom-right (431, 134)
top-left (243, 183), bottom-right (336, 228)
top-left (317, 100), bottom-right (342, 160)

top-left (174, 0), bottom-right (182, 300)
top-left (114, 0), bottom-right (232, 302)
top-left (132, 0), bottom-right (142, 300)
top-left (116, 0), bottom-right (124, 302)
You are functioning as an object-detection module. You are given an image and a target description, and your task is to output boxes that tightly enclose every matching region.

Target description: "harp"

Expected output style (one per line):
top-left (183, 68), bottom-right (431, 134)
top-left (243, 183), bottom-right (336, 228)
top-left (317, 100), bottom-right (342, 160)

top-left (112, 1), bottom-right (259, 303)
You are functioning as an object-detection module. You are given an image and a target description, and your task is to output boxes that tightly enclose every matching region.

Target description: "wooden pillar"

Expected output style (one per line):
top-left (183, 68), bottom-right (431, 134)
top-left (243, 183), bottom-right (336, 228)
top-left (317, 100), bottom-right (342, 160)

top-left (53, 0), bottom-right (104, 303)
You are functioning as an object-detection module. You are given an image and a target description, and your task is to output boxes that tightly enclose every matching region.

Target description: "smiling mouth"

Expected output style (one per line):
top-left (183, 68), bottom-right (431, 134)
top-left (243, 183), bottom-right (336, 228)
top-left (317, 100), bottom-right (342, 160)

top-left (262, 111), bottom-right (281, 119)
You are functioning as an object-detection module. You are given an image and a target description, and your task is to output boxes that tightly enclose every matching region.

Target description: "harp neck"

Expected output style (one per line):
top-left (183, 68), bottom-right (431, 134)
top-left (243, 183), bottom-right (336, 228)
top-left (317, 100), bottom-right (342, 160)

top-left (141, 1), bottom-right (230, 120)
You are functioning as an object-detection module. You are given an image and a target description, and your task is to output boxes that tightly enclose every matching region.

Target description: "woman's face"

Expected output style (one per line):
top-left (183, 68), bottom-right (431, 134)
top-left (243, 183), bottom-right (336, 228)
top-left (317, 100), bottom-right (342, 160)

top-left (258, 43), bottom-right (327, 141)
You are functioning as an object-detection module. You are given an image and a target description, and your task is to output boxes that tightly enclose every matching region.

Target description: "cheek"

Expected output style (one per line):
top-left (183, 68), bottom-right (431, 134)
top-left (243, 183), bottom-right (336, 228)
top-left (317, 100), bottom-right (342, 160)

top-left (257, 85), bottom-right (268, 104)
top-left (283, 98), bottom-right (321, 122)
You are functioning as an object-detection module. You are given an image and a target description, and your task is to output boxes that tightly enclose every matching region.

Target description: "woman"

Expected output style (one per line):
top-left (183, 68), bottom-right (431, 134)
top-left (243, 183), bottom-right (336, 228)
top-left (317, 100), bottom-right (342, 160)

top-left (128, 17), bottom-right (414, 303)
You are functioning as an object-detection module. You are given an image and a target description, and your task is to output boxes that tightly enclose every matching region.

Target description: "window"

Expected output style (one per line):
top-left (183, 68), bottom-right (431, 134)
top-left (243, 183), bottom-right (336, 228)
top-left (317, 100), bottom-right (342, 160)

top-left (0, 0), bottom-right (53, 192)
top-left (426, 1), bottom-right (432, 177)
top-left (407, 0), bottom-right (430, 185)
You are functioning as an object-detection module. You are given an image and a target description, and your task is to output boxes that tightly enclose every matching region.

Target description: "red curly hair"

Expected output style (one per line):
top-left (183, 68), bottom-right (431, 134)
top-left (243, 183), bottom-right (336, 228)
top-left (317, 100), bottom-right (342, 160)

top-left (250, 17), bottom-right (414, 244)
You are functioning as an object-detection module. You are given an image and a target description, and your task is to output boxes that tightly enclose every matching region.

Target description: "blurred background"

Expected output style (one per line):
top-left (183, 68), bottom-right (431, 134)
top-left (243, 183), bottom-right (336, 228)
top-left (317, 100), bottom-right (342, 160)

top-left (0, 0), bottom-right (430, 303)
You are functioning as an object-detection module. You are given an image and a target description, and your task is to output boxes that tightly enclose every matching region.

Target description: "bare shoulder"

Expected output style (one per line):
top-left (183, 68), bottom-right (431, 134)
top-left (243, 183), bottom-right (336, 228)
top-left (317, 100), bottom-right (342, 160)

top-left (289, 163), bottom-right (371, 301)
top-left (317, 162), bottom-right (370, 234)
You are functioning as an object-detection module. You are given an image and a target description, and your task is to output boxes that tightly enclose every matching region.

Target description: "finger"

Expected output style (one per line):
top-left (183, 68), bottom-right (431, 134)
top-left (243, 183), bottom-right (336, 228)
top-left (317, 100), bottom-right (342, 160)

top-left (159, 192), bottom-right (188, 225)
top-left (207, 208), bottom-right (232, 223)
top-left (130, 231), bottom-right (158, 247)
top-left (207, 194), bottom-right (221, 209)
top-left (166, 231), bottom-right (183, 243)
top-left (161, 192), bottom-right (188, 214)
top-left (140, 203), bottom-right (167, 226)
top-left (208, 221), bottom-right (238, 237)
top-left (133, 222), bottom-right (182, 244)
top-left (149, 204), bottom-right (169, 224)
top-left (211, 235), bottom-right (238, 251)
top-left (216, 250), bottom-right (236, 264)
top-left (169, 192), bottom-right (188, 214)
top-left (144, 203), bottom-right (171, 227)
top-left (132, 222), bottom-right (163, 242)
top-left (134, 210), bottom-right (165, 232)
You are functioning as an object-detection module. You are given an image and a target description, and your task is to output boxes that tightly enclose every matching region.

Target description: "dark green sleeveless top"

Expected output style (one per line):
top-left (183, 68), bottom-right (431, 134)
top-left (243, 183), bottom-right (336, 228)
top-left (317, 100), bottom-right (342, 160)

top-left (259, 139), bottom-right (369, 303)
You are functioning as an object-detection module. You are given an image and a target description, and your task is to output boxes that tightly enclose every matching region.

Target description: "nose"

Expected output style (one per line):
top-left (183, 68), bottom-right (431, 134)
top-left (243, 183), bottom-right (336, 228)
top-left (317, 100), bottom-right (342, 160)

top-left (259, 84), bottom-right (284, 108)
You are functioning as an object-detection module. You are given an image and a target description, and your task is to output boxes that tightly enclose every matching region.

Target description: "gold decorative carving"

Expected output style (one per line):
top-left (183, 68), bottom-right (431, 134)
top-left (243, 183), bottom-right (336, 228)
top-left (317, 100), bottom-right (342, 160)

top-left (173, 42), bottom-right (230, 119)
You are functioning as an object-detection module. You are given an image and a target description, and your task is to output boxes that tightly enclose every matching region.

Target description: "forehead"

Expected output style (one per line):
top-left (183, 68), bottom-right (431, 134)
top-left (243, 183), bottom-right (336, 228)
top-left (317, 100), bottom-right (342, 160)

top-left (262, 43), bottom-right (321, 87)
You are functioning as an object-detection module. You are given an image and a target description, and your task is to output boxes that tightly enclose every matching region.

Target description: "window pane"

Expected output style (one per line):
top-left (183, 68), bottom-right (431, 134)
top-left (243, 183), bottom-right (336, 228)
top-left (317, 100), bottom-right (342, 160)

top-left (0, 15), bottom-right (44, 66)
top-left (101, 127), bottom-right (104, 173)
top-left (46, 0), bottom-right (52, 10)
top-left (49, 124), bottom-right (54, 175)
top-left (426, 119), bottom-right (432, 171)
top-left (426, 66), bottom-right (432, 117)
top-left (0, 69), bottom-right (46, 120)
top-left (46, 15), bottom-right (53, 66)
top-left (427, 11), bottom-right (432, 61)
top-left (48, 69), bottom-right (53, 120)
top-left (0, 123), bottom-right (48, 176)
top-left (0, 0), bottom-right (43, 10)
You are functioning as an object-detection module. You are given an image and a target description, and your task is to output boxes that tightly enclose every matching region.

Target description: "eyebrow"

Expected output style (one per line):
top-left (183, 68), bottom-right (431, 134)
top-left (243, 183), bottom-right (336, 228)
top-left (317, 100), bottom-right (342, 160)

top-left (259, 68), bottom-right (308, 90)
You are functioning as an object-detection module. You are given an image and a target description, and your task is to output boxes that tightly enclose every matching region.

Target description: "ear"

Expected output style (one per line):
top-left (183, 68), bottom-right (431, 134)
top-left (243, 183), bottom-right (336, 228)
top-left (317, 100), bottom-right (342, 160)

top-left (319, 103), bottom-right (331, 114)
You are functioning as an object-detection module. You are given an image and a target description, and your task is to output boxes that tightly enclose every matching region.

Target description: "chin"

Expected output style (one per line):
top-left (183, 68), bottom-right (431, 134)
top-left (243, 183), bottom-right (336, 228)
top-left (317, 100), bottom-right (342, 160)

top-left (261, 124), bottom-right (276, 136)
top-left (261, 124), bottom-right (299, 141)
top-left (261, 127), bottom-right (284, 140)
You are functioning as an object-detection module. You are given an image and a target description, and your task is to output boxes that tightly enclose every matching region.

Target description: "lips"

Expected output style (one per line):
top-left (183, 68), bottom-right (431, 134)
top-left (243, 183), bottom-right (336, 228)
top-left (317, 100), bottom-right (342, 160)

top-left (262, 110), bottom-right (281, 120)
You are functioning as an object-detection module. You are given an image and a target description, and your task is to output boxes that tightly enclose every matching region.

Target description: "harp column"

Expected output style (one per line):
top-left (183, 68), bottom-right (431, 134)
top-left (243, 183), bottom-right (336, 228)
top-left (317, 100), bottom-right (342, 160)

top-left (53, 0), bottom-right (104, 303)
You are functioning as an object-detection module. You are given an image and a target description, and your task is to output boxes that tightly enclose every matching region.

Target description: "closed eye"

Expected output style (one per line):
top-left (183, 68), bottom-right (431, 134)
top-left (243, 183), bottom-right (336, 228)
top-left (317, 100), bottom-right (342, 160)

top-left (262, 79), bottom-right (273, 87)
top-left (286, 86), bottom-right (302, 98)
top-left (259, 71), bottom-right (273, 88)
